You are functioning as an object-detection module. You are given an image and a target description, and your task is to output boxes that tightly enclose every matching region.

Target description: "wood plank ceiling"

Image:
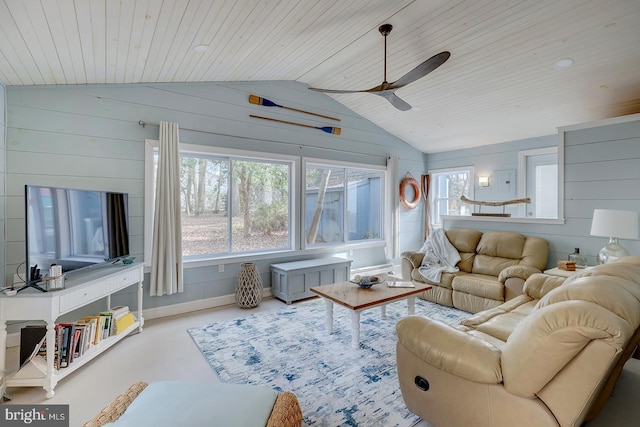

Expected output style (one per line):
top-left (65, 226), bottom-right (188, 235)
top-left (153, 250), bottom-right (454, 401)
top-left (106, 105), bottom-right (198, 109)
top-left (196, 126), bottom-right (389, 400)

top-left (1, 0), bottom-right (639, 152)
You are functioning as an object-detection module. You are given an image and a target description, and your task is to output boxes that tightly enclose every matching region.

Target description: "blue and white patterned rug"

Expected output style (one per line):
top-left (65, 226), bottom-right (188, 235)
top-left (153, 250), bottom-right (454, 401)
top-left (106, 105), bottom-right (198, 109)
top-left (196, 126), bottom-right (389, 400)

top-left (188, 297), bottom-right (470, 427)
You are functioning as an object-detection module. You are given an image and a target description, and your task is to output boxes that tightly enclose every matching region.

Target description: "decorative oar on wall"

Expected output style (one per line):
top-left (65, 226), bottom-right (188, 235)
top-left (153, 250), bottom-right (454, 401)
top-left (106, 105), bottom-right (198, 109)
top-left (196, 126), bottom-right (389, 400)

top-left (249, 94), bottom-right (340, 121)
top-left (250, 114), bottom-right (341, 135)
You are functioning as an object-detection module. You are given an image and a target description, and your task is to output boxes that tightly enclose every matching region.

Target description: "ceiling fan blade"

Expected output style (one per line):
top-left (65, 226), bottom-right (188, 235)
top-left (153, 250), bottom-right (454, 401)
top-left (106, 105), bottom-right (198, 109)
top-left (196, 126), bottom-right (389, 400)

top-left (389, 51), bottom-right (450, 89)
top-left (308, 87), bottom-right (368, 94)
top-left (374, 91), bottom-right (412, 111)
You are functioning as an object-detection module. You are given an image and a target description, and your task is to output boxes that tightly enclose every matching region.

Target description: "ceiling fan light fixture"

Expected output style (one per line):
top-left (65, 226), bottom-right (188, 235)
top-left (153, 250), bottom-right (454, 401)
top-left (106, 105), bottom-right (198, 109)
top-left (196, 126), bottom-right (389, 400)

top-left (554, 58), bottom-right (574, 69)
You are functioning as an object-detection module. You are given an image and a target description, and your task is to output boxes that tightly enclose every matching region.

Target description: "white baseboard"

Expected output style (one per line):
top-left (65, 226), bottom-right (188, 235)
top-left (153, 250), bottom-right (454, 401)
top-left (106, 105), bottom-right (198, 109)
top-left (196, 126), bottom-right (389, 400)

top-left (142, 287), bottom-right (273, 320)
top-left (6, 288), bottom-right (274, 348)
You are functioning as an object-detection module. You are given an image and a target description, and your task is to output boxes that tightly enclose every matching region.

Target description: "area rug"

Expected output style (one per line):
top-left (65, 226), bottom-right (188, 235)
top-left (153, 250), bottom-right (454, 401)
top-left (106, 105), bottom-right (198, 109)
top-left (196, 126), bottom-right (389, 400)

top-left (188, 297), bottom-right (470, 427)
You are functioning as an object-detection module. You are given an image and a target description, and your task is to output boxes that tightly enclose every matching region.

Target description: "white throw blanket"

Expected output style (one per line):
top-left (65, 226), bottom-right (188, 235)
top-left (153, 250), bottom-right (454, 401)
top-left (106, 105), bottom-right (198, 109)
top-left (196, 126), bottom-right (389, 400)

top-left (418, 228), bottom-right (460, 282)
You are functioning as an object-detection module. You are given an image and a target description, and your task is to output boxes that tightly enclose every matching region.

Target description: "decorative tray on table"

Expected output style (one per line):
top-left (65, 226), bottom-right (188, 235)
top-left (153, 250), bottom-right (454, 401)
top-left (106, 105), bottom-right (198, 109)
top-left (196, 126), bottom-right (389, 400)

top-left (350, 275), bottom-right (385, 289)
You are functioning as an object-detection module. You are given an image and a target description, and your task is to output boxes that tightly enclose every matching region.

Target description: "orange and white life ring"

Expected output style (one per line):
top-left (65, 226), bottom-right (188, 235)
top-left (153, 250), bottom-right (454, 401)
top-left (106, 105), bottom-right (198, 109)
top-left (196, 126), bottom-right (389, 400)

top-left (399, 176), bottom-right (421, 209)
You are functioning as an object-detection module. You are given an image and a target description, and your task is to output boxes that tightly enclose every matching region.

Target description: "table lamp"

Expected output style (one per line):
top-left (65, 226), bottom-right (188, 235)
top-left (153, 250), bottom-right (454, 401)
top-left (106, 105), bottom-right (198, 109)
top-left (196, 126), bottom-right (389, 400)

top-left (590, 209), bottom-right (639, 264)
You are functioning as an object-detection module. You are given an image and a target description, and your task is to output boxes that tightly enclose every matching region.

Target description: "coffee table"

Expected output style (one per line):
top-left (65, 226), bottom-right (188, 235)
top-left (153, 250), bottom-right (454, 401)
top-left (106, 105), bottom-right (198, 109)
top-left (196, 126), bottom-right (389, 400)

top-left (310, 280), bottom-right (432, 349)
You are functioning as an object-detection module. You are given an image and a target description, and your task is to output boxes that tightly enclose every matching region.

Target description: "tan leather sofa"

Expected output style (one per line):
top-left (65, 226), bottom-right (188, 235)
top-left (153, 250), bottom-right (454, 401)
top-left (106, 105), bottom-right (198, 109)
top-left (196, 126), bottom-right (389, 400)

top-left (396, 256), bottom-right (640, 427)
top-left (401, 228), bottom-right (549, 313)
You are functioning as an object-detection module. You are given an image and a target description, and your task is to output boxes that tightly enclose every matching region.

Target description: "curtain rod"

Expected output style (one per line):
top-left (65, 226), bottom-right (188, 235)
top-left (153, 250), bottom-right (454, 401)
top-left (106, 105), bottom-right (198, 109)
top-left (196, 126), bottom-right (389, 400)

top-left (136, 120), bottom-right (387, 162)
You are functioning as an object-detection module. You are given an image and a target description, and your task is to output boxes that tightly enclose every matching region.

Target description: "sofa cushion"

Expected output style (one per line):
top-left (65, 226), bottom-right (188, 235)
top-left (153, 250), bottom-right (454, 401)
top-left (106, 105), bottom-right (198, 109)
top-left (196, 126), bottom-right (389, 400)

top-left (445, 229), bottom-right (482, 272)
top-left (519, 235), bottom-right (550, 270)
top-left (473, 254), bottom-right (520, 277)
top-left (413, 270), bottom-right (459, 289)
top-left (477, 231), bottom-right (526, 258)
top-left (462, 295), bottom-right (534, 328)
top-left (472, 231), bottom-right (543, 276)
top-left (452, 274), bottom-right (504, 300)
top-left (502, 302), bottom-right (631, 399)
top-left (452, 292), bottom-right (503, 313)
top-left (539, 276), bottom-right (640, 327)
top-left (420, 284), bottom-right (454, 307)
top-left (474, 312), bottom-right (529, 342)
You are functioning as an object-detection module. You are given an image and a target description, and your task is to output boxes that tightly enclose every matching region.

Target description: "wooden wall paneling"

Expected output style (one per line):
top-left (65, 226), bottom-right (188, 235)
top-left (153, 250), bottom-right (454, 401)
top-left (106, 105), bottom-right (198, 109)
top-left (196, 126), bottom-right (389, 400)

top-left (4, 80), bottom-right (422, 317)
top-left (431, 116), bottom-right (640, 269)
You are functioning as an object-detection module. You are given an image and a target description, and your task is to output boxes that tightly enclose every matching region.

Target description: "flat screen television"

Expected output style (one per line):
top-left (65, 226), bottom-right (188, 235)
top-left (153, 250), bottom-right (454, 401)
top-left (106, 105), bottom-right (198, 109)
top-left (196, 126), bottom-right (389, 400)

top-left (25, 185), bottom-right (130, 288)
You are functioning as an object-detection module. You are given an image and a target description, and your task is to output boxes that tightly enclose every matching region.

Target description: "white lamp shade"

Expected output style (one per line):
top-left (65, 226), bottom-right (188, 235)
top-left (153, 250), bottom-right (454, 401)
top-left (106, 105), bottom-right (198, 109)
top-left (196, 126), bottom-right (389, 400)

top-left (590, 209), bottom-right (639, 239)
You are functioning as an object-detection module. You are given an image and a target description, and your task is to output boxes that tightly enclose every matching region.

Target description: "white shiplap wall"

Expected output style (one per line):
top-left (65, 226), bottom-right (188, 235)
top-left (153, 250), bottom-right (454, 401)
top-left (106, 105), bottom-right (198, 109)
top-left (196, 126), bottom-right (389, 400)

top-left (428, 114), bottom-right (640, 268)
top-left (5, 80), bottom-right (425, 318)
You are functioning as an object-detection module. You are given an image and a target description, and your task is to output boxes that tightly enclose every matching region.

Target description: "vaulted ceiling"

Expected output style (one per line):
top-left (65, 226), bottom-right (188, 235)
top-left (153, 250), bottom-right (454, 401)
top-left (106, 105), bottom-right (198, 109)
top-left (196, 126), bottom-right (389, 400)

top-left (1, 0), bottom-right (639, 152)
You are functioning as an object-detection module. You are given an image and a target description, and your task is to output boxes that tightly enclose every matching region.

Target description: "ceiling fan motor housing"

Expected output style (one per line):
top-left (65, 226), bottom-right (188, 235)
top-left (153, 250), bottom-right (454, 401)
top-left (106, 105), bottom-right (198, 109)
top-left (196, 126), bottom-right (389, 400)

top-left (379, 24), bottom-right (393, 36)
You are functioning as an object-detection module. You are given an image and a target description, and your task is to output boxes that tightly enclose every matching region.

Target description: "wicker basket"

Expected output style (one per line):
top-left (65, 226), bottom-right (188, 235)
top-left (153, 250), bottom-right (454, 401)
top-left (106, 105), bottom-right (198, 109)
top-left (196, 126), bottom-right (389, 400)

top-left (235, 262), bottom-right (263, 308)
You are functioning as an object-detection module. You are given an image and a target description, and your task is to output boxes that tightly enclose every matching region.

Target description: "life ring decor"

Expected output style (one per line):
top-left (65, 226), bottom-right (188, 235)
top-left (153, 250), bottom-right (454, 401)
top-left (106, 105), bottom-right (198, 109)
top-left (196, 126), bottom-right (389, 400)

top-left (400, 176), bottom-right (421, 209)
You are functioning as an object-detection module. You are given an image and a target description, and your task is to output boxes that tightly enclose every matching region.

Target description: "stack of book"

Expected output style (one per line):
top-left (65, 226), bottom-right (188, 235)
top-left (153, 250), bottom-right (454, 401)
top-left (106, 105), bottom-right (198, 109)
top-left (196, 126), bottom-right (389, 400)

top-left (18, 305), bottom-right (136, 371)
top-left (557, 260), bottom-right (577, 271)
top-left (101, 306), bottom-right (135, 335)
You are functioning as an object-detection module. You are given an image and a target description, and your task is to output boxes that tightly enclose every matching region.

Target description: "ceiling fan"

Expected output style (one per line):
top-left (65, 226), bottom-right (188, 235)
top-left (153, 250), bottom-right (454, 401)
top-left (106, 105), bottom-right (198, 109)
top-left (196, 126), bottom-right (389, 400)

top-left (309, 24), bottom-right (450, 111)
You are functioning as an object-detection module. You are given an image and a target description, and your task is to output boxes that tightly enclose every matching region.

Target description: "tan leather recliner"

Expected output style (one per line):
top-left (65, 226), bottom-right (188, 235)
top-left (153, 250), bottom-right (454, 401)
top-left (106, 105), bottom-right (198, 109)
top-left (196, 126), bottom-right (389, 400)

top-left (396, 256), bottom-right (640, 427)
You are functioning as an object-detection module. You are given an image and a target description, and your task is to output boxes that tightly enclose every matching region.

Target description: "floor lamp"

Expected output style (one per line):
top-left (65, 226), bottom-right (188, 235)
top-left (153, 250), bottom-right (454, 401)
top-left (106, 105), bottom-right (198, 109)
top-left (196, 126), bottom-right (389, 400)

top-left (590, 209), bottom-right (639, 264)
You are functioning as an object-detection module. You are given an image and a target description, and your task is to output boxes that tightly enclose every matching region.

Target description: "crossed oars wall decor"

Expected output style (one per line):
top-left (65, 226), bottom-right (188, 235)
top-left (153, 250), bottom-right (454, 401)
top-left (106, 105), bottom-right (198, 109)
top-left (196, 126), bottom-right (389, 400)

top-left (249, 94), bottom-right (342, 135)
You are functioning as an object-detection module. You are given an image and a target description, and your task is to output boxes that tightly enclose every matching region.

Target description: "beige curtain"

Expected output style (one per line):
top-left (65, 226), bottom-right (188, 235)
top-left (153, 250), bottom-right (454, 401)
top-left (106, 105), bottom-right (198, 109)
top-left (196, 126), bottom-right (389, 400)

top-left (150, 121), bottom-right (184, 296)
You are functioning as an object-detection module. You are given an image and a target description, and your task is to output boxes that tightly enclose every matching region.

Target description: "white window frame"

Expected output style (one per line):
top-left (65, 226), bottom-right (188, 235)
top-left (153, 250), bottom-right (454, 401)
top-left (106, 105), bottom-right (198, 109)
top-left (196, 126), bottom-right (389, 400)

top-left (517, 146), bottom-right (558, 219)
top-left (144, 141), bottom-right (387, 267)
top-left (144, 140), bottom-right (300, 266)
top-left (301, 157), bottom-right (387, 250)
top-left (428, 166), bottom-right (475, 228)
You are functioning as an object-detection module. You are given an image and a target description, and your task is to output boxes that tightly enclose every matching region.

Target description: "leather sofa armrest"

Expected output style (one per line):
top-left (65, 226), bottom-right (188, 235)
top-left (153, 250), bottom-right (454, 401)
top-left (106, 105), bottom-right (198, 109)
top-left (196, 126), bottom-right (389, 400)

top-left (401, 251), bottom-right (424, 281)
top-left (522, 273), bottom-right (566, 299)
top-left (401, 251), bottom-right (425, 269)
top-left (498, 265), bottom-right (541, 283)
top-left (396, 316), bottom-right (503, 384)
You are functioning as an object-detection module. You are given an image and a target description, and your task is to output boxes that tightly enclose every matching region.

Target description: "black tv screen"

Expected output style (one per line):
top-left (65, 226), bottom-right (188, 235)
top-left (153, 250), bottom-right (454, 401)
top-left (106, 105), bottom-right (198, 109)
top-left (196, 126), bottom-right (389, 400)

top-left (25, 185), bottom-right (130, 286)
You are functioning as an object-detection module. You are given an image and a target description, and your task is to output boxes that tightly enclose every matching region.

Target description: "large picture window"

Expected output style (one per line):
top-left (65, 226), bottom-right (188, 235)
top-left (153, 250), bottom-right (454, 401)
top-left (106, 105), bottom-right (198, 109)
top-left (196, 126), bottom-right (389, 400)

top-left (145, 141), bottom-right (387, 263)
top-left (149, 144), bottom-right (292, 259)
top-left (304, 162), bottom-right (384, 247)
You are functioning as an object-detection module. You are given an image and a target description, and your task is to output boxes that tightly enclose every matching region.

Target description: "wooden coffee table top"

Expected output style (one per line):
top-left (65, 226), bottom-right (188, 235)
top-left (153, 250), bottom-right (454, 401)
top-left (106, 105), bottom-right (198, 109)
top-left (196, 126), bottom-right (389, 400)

top-left (310, 280), bottom-right (432, 311)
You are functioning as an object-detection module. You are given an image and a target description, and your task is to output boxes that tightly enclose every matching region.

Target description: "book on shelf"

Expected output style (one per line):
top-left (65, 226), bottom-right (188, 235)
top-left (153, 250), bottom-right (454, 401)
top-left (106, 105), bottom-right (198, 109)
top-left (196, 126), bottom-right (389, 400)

top-left (101, 313), bottom-right (112, 340)
top-left (113, 312), bottom-right (136, 334)
top-left (105, 305), bottom-right (130, 318)
top-left (19, 327), bottom-right (47, 370)
top-left (19, 325), bottom-right (47, 368)
top-left (14, 308), bottom-right (136, 377)
top-left (77, 316), bottom-right (101, 346)
top-left (100, 306), bottom-right (133, 335)
top-left (55, 324), bottom-right (64, 369)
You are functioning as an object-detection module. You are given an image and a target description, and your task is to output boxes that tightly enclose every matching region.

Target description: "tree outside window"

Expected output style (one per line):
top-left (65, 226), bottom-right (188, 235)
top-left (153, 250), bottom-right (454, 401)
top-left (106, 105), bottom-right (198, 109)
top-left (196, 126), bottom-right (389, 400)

top-left (154, 151), bottom-right (291, 258)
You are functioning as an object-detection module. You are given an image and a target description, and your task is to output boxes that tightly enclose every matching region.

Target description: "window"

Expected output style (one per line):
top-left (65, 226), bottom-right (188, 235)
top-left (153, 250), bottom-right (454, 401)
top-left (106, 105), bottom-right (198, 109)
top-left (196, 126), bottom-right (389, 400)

top-left (304, 161), bottom-right (384, 247)
top-left (148, 143), bottom-right (293, 260)
top-left (145, 141), bottom-right (387, 263)
top-left (518, 147), bottom-right (558, 219)
top-left (429, 167), bottom-right (474, 227)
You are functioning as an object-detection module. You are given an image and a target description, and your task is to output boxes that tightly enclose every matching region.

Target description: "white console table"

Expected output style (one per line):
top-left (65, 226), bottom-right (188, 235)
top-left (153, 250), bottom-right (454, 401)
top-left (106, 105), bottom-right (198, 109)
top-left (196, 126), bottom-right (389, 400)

top-left (0, 262), bottom-right (144, 398)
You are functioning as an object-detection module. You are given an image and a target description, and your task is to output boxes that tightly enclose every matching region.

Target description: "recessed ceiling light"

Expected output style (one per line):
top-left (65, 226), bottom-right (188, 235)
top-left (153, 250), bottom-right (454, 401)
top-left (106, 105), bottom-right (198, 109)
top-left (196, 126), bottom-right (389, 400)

top-left (193, 44), bottom-right (209, 52)
top-left (554, 58), bottom-right (574, 69)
